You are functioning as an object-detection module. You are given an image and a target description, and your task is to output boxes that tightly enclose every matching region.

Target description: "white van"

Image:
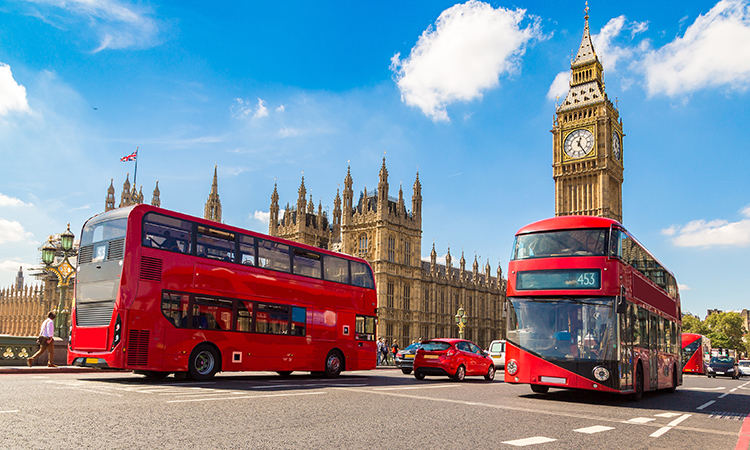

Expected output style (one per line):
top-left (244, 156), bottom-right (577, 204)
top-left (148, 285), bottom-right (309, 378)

top-left (488, 340), bottom-right (506, 369)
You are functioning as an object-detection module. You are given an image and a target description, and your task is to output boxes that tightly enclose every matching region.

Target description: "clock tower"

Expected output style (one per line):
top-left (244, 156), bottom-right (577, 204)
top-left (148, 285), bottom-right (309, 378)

top-left (552, 5), bottom-right (623, 222)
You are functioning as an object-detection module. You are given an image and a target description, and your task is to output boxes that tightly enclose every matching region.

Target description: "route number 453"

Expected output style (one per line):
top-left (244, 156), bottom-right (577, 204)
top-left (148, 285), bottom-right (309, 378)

top-left (577, 272), bottom-right (597, 286)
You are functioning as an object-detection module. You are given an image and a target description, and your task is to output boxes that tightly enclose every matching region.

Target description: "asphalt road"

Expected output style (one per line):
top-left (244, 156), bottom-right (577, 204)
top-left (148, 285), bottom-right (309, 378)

top-left (3, 369), bottom-right (748, 449)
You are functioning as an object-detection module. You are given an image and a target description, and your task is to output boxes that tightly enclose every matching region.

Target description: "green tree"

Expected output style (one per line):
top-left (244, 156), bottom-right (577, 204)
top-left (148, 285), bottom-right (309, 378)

top-left (705, 312), bottom-right (747, 355)
top-left (682, 313), bottom-right (708, 335)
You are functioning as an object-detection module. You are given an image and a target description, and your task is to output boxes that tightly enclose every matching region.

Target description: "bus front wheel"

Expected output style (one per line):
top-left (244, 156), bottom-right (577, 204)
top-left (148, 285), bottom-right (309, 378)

top-left (188, 344), bottom-right (219, 381)
top-left (530, 384), bottom-right (549, 394)
top-left (324, 350), bottom-right (343, 378)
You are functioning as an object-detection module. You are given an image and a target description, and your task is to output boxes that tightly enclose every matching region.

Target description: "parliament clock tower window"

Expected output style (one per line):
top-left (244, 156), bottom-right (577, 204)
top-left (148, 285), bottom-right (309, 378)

top-left (552, 5), bottom-right (624, 223)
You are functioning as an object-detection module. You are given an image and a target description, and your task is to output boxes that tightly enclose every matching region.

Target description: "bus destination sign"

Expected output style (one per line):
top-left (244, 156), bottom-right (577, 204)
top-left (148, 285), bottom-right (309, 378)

top-left (516, 269), bottom-right (601, 290)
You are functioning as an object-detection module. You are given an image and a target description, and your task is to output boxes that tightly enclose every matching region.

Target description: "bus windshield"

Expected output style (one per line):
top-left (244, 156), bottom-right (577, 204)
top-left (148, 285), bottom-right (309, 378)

top-left (512, 229), bottom-right (608, 260)
top-left (682, 339), bottom-right (700, 367)
top-left (81, 217), bottom-right (128, 246)
top-left (507, 297), bottom-right (615, 362)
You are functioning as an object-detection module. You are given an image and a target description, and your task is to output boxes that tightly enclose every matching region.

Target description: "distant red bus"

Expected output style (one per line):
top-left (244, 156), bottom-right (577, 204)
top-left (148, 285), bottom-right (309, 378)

top-left (682, 333), bottom-right (710, 374)
top-left (505, 216), bottom-right (681, 400)
top-left (68, 204), bottom-right (378, 380)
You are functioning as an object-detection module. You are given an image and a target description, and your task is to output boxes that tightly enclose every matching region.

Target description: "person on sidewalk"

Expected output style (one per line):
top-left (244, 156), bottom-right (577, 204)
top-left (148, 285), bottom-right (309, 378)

top-left (27, 311), bottom-right (57, 368)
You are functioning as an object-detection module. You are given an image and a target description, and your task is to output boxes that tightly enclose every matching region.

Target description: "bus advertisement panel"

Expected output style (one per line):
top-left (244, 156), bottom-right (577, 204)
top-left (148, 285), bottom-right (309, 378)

top-left (504, 216), bottom-right (681, 401)
top-left (68, 205), bottom-right (378, 380)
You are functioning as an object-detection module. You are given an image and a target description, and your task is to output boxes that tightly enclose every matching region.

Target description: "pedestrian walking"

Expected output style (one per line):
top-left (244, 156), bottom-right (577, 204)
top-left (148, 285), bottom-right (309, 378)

top-left (391, 339), bottom-right (399, 365)
top-left (376, 338), bottom-right (385, 365)
top-left (28, 311), bottom-right (57, 368)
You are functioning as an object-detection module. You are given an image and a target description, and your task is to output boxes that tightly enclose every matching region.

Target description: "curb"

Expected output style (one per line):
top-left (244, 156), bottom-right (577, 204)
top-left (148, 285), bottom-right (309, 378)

top-left (0, 366), bottom-right (122, 375)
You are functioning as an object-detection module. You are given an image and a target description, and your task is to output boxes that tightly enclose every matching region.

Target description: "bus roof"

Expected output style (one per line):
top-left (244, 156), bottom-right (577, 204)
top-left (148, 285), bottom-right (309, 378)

top-left (515, 216), bottom-right (623, 235)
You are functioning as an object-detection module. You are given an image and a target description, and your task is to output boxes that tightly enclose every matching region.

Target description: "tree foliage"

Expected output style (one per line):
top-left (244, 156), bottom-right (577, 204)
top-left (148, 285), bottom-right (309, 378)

top-left (705, 312), bottom-right (747, 354)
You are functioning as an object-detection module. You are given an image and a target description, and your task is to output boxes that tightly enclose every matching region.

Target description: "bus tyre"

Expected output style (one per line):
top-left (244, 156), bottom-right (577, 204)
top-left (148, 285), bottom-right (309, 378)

top-left (530, 384), bottom-right (549, 394)
top-left (631, 364), bottom-right (644, 402)
top-left (485, 365), bottom-right (496, 381)
top-left (324, 350), bottom-right (343, 378)
top-left (453, 365), bottom-right (466, 382)
top-left (401, 368), bottom-right (412, 375)
top-left (414, 371), bottom-right (425, 380)
top-left (666, 365), bottom-right (678, 393)
top-left (277, 371), bottom-right (292, 377)
top-left (188, 344), bottom-right (219, 381)
top-left (142, 371), bottom-right (170, 380)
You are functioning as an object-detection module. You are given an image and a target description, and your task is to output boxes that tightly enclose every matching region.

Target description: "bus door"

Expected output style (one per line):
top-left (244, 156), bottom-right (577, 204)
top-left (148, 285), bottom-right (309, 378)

top-left (648, 313), bottom-right (659, 390)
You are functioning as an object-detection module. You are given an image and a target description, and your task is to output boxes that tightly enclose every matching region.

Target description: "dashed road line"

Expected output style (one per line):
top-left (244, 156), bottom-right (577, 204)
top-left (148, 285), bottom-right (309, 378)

top-left (697, 400), bottom-right (716, 410)
top-left (649, 414), bottom-right (691, 438)
top-left (373, 384), bottom-right (457, 391)
top-left (0, 410), bottom-right (20, 414)
top-left (166, 391), bottom-right (326, 403)
top-left (574, 425), bottom-right (614, 434)
top-left (627, 417), bottom-right (655, 424)
top-left (502, 436), bottom-right (556, 446)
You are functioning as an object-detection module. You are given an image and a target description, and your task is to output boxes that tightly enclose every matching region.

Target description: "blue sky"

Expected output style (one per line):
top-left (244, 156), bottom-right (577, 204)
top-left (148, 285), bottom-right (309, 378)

top-left (1, 0), bottom-right (749, 318)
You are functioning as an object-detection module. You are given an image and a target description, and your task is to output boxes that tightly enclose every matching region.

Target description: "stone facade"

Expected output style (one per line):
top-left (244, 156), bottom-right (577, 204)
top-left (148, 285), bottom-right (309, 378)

top-left (269, 159), bottom-right (506, 349)
top-left (105, 174), bottom-right (160, 212)
top-left (552, 8), bottom-right (624, 223)
top-left (204, 166), bottom-right (222, 223)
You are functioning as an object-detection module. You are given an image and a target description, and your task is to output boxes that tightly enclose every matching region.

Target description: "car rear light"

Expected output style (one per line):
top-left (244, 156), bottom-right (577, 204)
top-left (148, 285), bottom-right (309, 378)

top-left (447, 349), bottom-right (456, 357)
top-left (396, 352), bottom-right (403, 358)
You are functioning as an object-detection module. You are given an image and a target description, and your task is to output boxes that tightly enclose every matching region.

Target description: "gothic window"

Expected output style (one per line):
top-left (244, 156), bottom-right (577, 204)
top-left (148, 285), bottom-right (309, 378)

top-left (386, 323), bottom-right (394, 339)
top-left (358, 233), bottom-right (368, 258)
top-left (423, 288), bottom-right (429, 312)
top-left (403, 239), bottom-right (411, 266)
top-left (403, 284), bottom-right (410, 310)
top-left (386, 282), bottom-right (394, 308)
top-left (402, 324), bottom-right (410, 342)
top-left (440, 291), bottom-right (445, 314)
top-left (387, 236), bottom-right (395, 262)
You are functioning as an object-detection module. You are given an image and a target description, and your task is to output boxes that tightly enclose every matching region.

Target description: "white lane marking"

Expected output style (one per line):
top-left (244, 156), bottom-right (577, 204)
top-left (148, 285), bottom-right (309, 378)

top-left (650, 414), bottom-right (691, 438)
top-left (718, 393), bottom-right (729, 399)
top-left (655, 413), bottom-right (681, 418)
top-left (502, 436), bottom-right (556, 446)
top-left (166, 391), bottom-right (326, 403)
top-left (730, 388), bottom-right (738, 392)
top-left (374, 384), bottom-right (456, 391)
top-left (0, 410), bottom-right (20, 414)
top-left (627, 417), bottom-right (656, 424)
top-left (697, 400), bottom-right (716, 410)
top-left (574, 425), bottom-right (614, 434)
top-left (49, 387), bottom-right (123, 397)
top-left (683, 387), bottom-right (725, 391)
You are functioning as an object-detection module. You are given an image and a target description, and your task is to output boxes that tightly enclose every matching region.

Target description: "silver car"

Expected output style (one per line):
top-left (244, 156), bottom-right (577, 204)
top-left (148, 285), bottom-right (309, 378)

top-left (739, 360), bottom-right (750, 377)
top-left (487, 340), bottom-right (505, 369)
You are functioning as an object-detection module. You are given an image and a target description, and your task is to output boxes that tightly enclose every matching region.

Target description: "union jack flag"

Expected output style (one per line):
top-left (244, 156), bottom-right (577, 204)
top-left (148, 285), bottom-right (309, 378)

top-left (120, 150), bottom-right (137, 162)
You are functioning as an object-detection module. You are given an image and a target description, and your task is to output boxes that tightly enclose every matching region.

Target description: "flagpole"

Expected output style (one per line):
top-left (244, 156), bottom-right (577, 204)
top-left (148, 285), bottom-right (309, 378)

top-left (133, 147), bottom-right (139, 190)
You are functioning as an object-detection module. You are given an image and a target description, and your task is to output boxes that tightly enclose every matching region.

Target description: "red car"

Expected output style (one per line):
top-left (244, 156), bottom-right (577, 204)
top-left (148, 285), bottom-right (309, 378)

top-left (413, 338), bottom-right (495, 381)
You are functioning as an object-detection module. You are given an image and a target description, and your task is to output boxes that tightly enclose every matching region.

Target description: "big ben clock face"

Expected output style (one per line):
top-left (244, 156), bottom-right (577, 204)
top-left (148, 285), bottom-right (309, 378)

top-left (612, 131), bottom-right (621, 161)
top-left (564, 129), bottom-right (595, 159)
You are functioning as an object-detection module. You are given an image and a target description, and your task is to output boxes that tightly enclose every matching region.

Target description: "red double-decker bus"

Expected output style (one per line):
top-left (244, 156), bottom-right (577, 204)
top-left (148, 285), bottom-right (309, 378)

top-left (682, 333), bottom-right (710, 374)
top-left (504, 216), bottom-right (681, 400)
top-left (68, 204), bottom-right (378, 380)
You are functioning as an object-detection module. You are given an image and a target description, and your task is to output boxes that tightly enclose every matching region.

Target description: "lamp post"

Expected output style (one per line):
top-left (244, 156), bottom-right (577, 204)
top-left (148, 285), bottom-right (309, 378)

top-left (455, 306), bottom-right (467, 339)
top-left (41, 224), bottom-right (76, 339)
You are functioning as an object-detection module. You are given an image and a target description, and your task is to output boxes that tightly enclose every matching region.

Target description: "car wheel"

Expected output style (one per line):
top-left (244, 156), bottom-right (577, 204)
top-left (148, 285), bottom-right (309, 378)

top-left (484, 365), bottom-right (495, 381)
top-left (401, 368), bottom-right (412, 375)
top-left (453, 365), bottom-right (466, 382)
top-left (188, 344), bottom-right (219, 381)
top-left (324, 350), bottom-right (343, 378)
top-left (530, 384), bottom-right (549, 394)
top-left (414, 371), bottom-right (425, 380)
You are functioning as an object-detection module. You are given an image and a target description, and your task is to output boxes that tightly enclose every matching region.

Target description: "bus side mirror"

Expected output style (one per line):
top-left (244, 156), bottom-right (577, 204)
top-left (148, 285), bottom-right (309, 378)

top-left (616, 285), bottom-right (627, 314)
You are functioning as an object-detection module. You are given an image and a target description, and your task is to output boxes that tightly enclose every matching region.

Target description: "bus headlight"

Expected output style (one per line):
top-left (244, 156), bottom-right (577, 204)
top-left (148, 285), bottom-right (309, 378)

top-left (593, 366), bottom-right (610, 382)
top-left (506, 359), bottom-right (518, 375)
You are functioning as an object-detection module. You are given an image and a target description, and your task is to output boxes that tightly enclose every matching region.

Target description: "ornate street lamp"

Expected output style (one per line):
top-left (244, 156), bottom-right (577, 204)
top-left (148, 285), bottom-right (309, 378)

top-left (455, 306), bottom-right (467, 339)
top-left (40, 224), bottom-right (76, 338)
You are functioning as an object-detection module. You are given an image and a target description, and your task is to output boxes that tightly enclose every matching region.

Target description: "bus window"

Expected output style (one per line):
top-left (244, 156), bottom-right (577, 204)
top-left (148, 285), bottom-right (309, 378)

top-left (161, 292), bottom-right (189, 328)
top-left (256, 303), bottom-right (290, 334)
top-left (351, 261), bottom-right (374, 289)
top-left (323, 255), bottom-right (349, 284)
top-left (293, 249), bottom-right (321, 278)
top-left (257, 240), bottom-right (291, 273)
top-left (291, 307), bottom-right (306, 336)
top-left (82, 217), bottom-right (127, 246)
top-left (193, 296), bottom-right (233, 330)
top-left (355, 315), bottom-right (376, 341)
top-left (196, 226), bottom-right (235, 262)
top-left (143, 213), bottom-right (192, 254)
top-left (239, 235), bottom-right (256, 266)
top-left (236, 300), bottom-right (254, 332)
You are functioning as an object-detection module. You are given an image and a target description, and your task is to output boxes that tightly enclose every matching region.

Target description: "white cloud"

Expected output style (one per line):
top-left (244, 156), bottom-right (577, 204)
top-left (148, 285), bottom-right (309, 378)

top-left (0, 63), bottom-right (31, 116)
top-left (252, 210), bottom-right (270, 226)
top-left (276, 105), bottom-right (286, 113)
top-left (232, 98), bottom-right (270, 121)
top-left (252, 98), bottom-right (269, 120)
top-left (390, 0), bottom-right (543, 122)
top-left (0, 218), bottom-right (34, 244)
top-left (663, 204), bottom-right (750, 247)
top-left (0, 260), bottom-right (38, 280)
top-left (644, 0), bottom-right (750, 97)
top-left (678, 284), bottom-right (692, 291)
top-left (547, 71), bottom-right (570, 101)
top-left (17, 0), bottom-right (164, 52)
top-left (0, 193), bottom-right (33, 207)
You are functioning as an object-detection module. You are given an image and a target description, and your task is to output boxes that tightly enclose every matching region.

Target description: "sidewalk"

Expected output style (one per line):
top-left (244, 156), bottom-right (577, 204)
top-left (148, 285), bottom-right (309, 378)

top-left (0, 365), bottom-right (117, 375)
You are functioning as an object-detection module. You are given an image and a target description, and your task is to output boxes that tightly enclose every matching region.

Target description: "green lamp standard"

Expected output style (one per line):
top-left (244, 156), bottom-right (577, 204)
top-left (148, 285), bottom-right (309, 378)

top-left (41, 224), bottom-right (76, 339)
top-left (455, 306), bottom-right (467, 339)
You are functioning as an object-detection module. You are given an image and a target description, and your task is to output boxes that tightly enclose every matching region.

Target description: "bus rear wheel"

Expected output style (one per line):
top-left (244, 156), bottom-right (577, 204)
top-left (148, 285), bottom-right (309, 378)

top-left (631, 364), bottom-right (644, 401)
top-left (188, 344), bottom-right (219, 381)
top-left (142, 371), bottom-right (170, 380)
top-left (324, 350), bottom-right (343, 378)
top-left (530, 384), bottom-right (549, 394)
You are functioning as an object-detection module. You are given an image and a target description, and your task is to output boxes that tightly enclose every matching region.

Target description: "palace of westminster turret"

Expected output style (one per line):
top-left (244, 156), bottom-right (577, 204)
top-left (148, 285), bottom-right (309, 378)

top-left (2, 10), bottom-right (624, 348)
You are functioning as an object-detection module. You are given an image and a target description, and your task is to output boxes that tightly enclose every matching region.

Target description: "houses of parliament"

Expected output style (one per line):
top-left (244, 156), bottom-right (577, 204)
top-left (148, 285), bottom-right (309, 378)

top-left (2, 10), bottom-right (623, 349)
